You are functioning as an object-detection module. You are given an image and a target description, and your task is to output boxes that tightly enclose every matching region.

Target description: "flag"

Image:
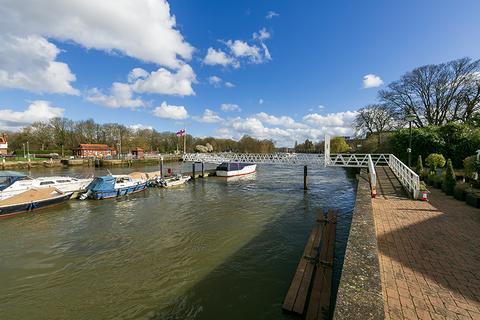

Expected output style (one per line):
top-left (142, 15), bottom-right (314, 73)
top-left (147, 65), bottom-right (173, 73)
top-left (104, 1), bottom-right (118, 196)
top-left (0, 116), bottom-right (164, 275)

top-left (176, 129), bottom-right (186, 137)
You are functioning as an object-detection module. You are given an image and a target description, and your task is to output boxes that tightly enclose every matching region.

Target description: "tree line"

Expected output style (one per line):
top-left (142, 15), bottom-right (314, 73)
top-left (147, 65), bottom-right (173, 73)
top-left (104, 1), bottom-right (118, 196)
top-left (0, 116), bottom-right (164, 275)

top-left (4, 118), bottom-right (275, 154)
top-left (354, 57), bottom-right (480, 147)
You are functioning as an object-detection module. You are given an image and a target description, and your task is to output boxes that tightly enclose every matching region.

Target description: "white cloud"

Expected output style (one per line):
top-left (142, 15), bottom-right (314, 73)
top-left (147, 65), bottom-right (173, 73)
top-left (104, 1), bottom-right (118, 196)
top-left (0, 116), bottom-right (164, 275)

top-left (203, 48), bottom-right (238, 68)
top-left (303, 111), bottom-right (357, 132)
top-left (362, 74), bottom-right (384, 88)
top-left (0, 0), bottom-right (194, 69)
top-left (255, 112), bottom-right (306, 129)
top-left (0, 100), bottom-right (65, 130)
top-left (253, 28), bottom-right (270, 41)
top-left (220, 103), bottom-right (241, 112)
top-left (193, 109), bottom-right (223, 123)
top-left (0, 35), bottom-right (78, 95)
top-left (208, 76), bottom-right (222, 87)
top-left (226, 40), bottom-right (262, 63)
top-left (225, 81), bottom-right (235, 88)
top-left (129, 123), bottom-right (153, 131)
top-left (259, 98), bottom-right (264, 105)
top-left (266, 11), bottom-right (279, 19)
top-left (130, 64), bottom-right (196, 96)
top-left (86, 82), bottom-right (143, 109)
top-left (153, 102), bottom-right (188, 120)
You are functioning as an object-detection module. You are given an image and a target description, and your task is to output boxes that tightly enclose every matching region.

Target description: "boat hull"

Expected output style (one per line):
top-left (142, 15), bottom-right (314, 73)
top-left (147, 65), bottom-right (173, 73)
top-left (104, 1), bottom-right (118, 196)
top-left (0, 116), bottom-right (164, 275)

top-left (0, 193), bottom-right (73, 218)
top-left (88, 182), bottom-right (148, 200)
top-left (216, 164), bottom-right (257, 177)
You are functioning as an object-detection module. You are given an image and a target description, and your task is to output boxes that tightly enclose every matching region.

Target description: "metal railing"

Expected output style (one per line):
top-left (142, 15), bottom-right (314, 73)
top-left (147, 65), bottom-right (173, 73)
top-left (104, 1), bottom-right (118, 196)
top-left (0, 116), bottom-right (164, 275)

top-left (183, 152), bottom-right (324, 165)
top-left (367, 154), bottom-right (377, 197)
top-left (388, 154), bottom-right (420, 199)
top-left (327, 153), bottom-right (389, 167)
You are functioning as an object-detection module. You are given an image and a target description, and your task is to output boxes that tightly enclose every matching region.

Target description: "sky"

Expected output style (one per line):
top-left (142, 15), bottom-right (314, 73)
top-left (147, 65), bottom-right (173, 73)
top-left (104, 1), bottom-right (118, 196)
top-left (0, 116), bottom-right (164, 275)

top-left (1, 0), bottom-right (480, 147)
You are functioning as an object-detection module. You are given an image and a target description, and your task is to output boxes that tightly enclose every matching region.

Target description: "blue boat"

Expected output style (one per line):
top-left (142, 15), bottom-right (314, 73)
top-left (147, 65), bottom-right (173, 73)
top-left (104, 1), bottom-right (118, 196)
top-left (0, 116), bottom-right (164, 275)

top-left (80, 175), bottom-right (148, 200)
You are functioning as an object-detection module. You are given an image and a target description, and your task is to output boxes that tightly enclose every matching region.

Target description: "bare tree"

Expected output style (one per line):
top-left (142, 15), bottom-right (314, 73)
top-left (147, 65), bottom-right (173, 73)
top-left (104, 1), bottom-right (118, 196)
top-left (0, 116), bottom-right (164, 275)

top-left (379, 57), bottom-right (480, 127)
top-left (354, 104), bottom-right (397, 145)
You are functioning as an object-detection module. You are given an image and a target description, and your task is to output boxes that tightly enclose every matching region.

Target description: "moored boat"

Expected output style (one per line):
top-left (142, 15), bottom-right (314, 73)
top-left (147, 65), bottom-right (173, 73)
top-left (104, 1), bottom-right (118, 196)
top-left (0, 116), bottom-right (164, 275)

top-left (0, 171), bottom-right (92, 201)
top-left (0, 188), bottom-right (73, 218)
top-left (157, 174), bottom-right (191, 187)
top-left (215, 163), bottom-right (256, 177)
top-left (80, 174), bottom-right (148, 200)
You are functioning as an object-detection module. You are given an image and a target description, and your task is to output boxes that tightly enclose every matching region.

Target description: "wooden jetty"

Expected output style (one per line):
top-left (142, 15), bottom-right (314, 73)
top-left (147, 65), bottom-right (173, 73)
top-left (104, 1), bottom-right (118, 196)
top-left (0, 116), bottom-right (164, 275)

top-left (282, 209), bottom-right (336, 319)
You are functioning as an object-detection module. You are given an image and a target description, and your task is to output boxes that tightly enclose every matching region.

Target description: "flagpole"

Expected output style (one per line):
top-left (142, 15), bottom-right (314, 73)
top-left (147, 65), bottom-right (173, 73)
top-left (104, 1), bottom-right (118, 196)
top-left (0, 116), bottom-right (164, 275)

top-left (183, 128), bottom-right (186, 154)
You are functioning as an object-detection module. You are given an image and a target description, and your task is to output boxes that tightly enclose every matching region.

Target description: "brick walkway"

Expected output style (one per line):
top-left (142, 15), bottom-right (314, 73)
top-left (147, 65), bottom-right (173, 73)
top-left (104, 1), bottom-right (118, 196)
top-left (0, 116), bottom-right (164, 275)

top-left (373, 168), bottom-right (480, 320)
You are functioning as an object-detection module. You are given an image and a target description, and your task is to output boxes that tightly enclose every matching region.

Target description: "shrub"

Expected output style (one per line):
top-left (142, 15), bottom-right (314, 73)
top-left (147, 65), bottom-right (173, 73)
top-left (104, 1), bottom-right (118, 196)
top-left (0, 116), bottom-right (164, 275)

top-left (416, 155), bottom-right (424, 177)
top-left (433, 174), bottom-right (443, 189)
top-left (463, 156), bottom-right (477, 180)
top-left (425, 153), bottom-right (446, 171)
top-left (443, 159), bottom-right (456, 195)
top-left (454, 183), bottom-right (470, 201)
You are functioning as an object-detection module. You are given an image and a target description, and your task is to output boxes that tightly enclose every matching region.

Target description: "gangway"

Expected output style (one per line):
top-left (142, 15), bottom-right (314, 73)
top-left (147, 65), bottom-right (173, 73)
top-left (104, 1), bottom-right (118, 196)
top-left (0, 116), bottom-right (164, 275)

top-left (182, 136), bottom-right (420, 199)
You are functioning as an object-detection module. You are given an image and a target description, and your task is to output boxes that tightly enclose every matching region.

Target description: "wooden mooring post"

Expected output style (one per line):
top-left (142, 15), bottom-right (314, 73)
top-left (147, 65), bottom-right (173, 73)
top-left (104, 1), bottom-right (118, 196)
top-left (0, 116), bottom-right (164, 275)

top-left (201, 162), bottom-right (205, 178)
top-left (192, 163), bottom-right (196, 178)
top-left (304, 165), bottom-right (308, 190)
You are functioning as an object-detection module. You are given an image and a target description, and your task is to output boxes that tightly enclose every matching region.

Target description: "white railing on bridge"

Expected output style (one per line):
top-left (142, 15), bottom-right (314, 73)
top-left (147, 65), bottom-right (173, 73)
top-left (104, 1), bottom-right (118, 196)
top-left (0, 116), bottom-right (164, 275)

top-left (367, 154), bottom-right (377, 197)
top-left (183, 152), bottom-right (324, 165)
top-left (326, 153), bottom-right (389, 167)
top-left (388, 154), bottom-right (420, 199)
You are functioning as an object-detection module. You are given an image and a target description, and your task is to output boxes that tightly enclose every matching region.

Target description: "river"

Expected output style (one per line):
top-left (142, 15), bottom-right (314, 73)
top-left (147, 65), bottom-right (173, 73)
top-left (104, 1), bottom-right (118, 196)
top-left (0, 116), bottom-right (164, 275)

top-left (0, 163), bottom-right (357, 320)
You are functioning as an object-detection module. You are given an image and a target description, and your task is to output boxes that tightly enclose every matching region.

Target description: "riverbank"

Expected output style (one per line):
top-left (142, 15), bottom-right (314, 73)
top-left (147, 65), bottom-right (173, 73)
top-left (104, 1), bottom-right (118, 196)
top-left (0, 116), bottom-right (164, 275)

top-left (1, 155), bottom-right (182, 170)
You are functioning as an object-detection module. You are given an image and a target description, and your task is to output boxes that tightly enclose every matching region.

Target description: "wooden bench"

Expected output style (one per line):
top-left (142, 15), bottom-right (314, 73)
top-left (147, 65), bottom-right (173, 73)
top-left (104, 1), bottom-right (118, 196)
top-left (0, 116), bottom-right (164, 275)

top-left (282, 209), bottom-right (337, 319)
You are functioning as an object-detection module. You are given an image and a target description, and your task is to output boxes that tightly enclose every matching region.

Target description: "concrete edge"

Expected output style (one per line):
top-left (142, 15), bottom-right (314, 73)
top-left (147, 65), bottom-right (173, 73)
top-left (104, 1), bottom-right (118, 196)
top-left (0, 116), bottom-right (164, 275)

top-left (333, 169), bottom-right (384, 320)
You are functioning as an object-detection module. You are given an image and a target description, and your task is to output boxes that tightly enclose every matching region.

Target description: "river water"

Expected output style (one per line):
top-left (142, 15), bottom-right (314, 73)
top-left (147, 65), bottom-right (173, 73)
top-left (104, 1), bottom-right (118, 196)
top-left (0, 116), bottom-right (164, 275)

top-left (0, 163), bottom-right (357, 320)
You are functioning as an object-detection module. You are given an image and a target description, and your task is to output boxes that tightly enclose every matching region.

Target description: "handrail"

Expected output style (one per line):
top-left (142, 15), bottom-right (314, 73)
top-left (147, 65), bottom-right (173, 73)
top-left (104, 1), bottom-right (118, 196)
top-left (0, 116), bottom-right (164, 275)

top-left (367, 154), bottom-right (377, 197)
top-left (388, 154), bottom-right (420, 199)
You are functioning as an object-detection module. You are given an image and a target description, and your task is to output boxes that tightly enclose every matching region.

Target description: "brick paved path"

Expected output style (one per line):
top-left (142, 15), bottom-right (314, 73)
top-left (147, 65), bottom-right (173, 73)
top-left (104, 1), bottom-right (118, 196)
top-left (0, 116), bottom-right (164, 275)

top-left (373, 167), bottom-right (480, 320)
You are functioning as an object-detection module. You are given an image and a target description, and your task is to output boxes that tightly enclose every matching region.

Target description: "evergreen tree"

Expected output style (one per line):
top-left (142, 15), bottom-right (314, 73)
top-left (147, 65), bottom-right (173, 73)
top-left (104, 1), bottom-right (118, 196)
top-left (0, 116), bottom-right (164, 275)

top-left (443, 159), bottom-right (456, 195)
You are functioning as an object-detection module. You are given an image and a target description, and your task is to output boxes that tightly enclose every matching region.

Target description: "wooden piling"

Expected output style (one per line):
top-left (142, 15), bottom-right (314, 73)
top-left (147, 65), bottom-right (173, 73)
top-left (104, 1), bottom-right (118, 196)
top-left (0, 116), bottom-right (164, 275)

top-left (201, 162), bottom-right (205, 178)
top-left (192, 163), bottom-right (196, 178)
top-left (304, 165), bottom-right (308, 190)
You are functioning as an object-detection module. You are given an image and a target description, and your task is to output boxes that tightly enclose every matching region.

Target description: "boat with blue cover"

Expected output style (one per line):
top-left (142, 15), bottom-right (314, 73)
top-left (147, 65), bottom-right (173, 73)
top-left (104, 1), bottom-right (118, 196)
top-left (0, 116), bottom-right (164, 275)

top-left (80, 174), bottom-right (148, 200)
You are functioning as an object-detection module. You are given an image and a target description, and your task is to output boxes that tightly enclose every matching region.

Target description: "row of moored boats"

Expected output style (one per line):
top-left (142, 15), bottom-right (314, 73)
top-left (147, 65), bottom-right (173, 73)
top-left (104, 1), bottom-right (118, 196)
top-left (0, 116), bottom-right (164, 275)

top-left (0, 162), bottom-right (256, 218)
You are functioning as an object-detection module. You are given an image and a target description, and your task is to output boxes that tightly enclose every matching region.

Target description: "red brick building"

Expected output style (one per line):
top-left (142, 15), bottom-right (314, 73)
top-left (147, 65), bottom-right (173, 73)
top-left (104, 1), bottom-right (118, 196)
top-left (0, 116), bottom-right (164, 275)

top-left (0, 133), bottom-right (8, 155)
top-left (73, 144), bottom-right (117, 158)
top-left (131, 147), bottom-right (144, 158)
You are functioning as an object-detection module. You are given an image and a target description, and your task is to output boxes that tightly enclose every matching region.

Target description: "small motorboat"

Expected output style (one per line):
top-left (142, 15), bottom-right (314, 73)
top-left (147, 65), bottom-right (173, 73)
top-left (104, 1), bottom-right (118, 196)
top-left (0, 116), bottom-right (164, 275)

top-left (156, 174), bottom-right (191, 188)
top-left (0, 171), bottom-right (92, 201)
top-left (0, 188), bottom-right (73, 218)
top-left (80, 174), bottom-right (148, 200)
top-left (216, 163), bottom-right (256, 177)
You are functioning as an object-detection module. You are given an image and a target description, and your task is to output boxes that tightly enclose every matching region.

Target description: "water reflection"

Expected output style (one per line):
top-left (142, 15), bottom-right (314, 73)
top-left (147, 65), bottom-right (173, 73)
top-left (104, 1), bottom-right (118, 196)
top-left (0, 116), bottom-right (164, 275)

top-left (0, 164), bottom-right (356, 320)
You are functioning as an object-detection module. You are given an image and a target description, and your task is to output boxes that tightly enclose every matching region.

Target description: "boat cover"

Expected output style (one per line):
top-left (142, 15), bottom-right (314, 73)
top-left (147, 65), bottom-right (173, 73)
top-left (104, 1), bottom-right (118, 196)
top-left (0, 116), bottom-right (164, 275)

top-left (0, 187), bottom-right (63, 206)
top-left (86, 176), bottom-right (116, 192)
top-left (216, 163), bottom-right (253, 171)
top-left (0, 171), bottom-right (28, 191)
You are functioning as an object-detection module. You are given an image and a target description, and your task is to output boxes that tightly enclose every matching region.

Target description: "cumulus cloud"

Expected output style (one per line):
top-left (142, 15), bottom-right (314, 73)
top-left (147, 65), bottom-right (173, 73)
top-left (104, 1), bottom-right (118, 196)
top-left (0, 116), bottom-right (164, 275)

top-left (362, 74), bottom-right (384, 88)
top-left (255, 112), bottom-right (307, 129)
top-left (226, 40), bottom-right (263, 63)
top-left (193, 109), bottom-right (223, 123)
top-left (253, 28), bottom-right (270, 41)
top-left (207, 75), bottom-right (234, 88)
top-left (86, 82), bottom-right (144, 109)
top-left (0, 0), bottom-right (194, 69)
top-left (203, 48), bottom-right (238, 68)
top-left (153, 102), bottom-right (188, 120)
top-left (0, 35), bottom-right (78, 95)
top-left (0, 100), bottom-right (65, 130)
top-left (130, 64), bottom-right (196, 96)
top-left (129, 123), bottom-right (153, 131)
top-left (220, 103), bottom-right (241, 112)
top-left (266, 11), bottom-right (279, 19)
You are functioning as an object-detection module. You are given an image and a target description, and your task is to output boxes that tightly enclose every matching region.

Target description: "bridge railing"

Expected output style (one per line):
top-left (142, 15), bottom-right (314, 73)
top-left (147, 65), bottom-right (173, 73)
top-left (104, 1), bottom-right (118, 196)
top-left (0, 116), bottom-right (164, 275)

top-left (327, 153), bottom-right (389, 167)
top-left (388, 154), bottom-right (420, 199)
top-left (367, 154), bottom-right (377, 197)
top-left (183, 152), bottom-right (324, 165)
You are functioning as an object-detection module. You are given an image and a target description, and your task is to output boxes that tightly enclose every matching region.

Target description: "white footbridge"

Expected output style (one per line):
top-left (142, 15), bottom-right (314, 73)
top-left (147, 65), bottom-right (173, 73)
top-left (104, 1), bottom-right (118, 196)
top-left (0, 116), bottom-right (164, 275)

top-left (183, 136), bottom-right (420, 199)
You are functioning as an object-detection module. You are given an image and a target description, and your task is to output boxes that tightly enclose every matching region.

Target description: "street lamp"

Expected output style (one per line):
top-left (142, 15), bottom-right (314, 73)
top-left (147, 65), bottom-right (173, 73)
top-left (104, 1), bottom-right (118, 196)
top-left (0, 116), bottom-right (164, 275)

top-left (405, 113), bottom-right (416, 168)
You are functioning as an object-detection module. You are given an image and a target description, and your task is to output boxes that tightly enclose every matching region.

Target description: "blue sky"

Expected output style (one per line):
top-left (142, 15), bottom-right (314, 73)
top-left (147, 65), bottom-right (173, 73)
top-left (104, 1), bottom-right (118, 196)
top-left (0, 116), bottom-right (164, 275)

top-left (1, 0), bottom-right (479, 146)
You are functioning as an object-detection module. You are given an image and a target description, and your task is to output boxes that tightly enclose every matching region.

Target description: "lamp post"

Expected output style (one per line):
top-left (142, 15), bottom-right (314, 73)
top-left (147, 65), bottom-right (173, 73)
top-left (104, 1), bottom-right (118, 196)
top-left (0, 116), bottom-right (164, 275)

top-left (405, 114), bottom-right (416, 168)
top-left (22, 143), bottom-right (25, 158)
top-left (26, 141), bottom-right (30, 160)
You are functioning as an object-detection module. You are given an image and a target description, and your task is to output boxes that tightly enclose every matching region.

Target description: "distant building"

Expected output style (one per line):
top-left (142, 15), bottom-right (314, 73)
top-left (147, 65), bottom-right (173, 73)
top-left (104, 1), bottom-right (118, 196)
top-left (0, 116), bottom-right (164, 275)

top-left (0, 133), bottom-right (8, 155)
top-left (131, 147), bottom-right (144, 158)
top-left (73, 144), bottom-right (116, 158)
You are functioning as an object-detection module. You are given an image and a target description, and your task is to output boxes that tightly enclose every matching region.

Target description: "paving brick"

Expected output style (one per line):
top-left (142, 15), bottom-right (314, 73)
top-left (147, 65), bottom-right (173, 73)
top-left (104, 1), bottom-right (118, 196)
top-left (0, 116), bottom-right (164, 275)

top-left (372, 175), bottom-right (480, 320)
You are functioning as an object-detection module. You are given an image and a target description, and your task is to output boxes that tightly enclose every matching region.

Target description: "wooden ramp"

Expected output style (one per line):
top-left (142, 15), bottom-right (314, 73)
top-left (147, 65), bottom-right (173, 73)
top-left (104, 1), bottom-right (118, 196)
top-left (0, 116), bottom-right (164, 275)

top-left (282, 209), bottom-right (336, 319)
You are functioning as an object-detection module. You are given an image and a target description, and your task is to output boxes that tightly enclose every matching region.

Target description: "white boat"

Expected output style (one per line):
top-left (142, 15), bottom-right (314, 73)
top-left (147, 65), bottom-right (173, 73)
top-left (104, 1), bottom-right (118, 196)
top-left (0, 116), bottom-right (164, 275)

top-left (215, 163), bottom-right (257, 177)
top-left (151, 174), bottom-right (191, 187)
top-left (0, 171), bottom-right (92, 201)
